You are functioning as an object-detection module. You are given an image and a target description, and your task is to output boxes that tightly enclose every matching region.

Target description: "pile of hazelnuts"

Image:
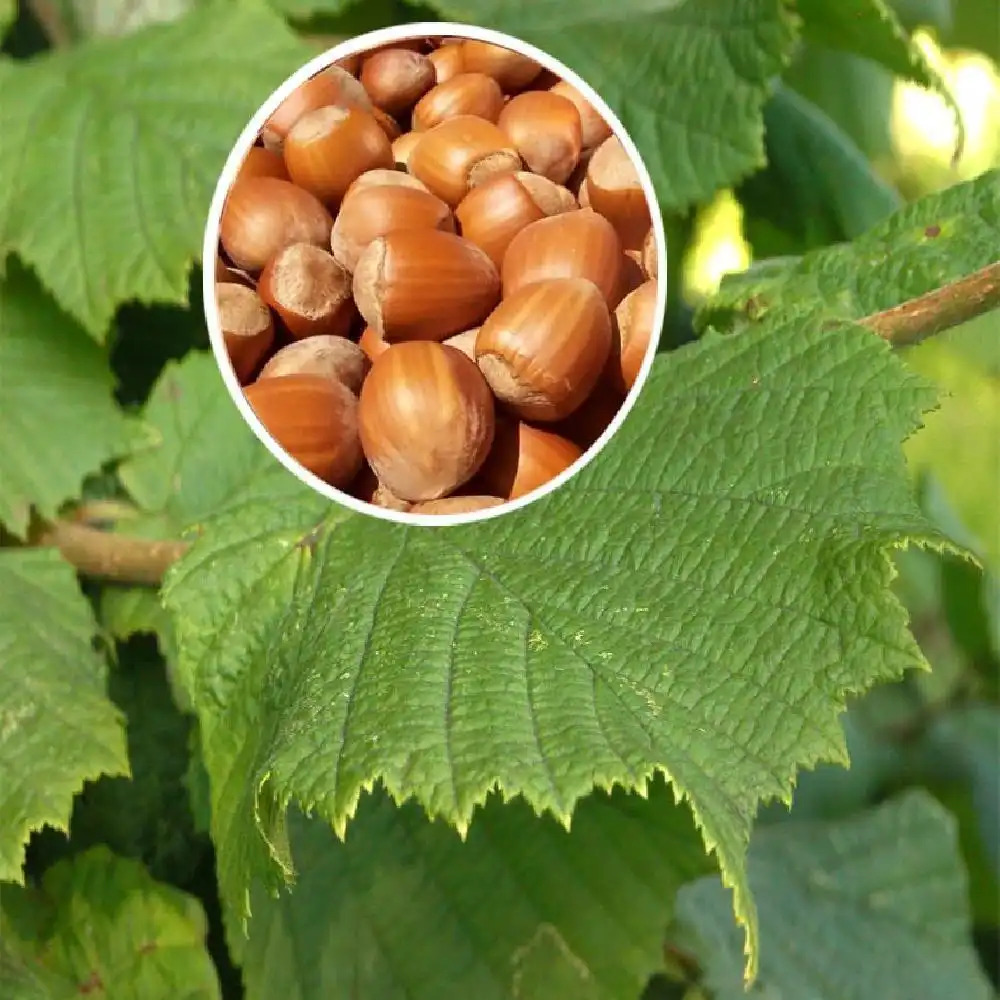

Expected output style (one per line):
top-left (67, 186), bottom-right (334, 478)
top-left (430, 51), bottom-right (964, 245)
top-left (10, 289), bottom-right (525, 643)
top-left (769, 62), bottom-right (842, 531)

top-left (213, 35), bottom-right (659, 516)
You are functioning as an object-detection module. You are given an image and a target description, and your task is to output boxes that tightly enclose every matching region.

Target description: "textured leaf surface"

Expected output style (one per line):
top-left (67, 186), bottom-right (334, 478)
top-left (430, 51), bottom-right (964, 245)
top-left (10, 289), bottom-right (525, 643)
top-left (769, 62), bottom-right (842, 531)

top-left (416, 0), bottom-right (796, 214)
top-left (741, 83), bottom-right (902, 256)
top-left (0, 263), bottom-right (137, 537)
top-left (0, 1), bottom-right (308, 337)
top-left (674, 791), bottom-right (994, 999)
top-left (0, 550), bottom-right (128, 882)
top-left (699, 170), bottom-right (1000, 335)
top-left (159, 178), bottom-right (1000, 979)
top-left (244, 782), bottom-right (710, 1000)
top-left (0, 847), bottom-right (220, 999)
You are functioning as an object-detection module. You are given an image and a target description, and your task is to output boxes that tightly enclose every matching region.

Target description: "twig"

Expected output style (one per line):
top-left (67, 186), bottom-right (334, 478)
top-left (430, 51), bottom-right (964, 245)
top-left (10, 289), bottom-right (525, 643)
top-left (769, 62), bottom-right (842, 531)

top-left (862, 260), bottom-right (1000, 348)
top-left (35, 520), bottom-right (190, 586)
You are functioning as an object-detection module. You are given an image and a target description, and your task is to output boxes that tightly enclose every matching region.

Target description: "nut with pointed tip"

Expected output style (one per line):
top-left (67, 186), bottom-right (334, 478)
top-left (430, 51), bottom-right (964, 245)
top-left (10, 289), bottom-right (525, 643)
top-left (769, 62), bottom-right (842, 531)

top-left (455, 171), bottom-right (575, 268)
top-left (360, 48), bottom-right (436, 114)
top-left (262, 66), bottom-right (372, 149)
top-left (245, 374), bottom-right (363, 488)
top-left (548, 81), bottom-right (611, 149)
top-left (476, 277), bottom-right (612, 422)
top-left (258, 335), bottom-right (369, 394)
top-left (359, 324), bottom-right (392, 363)
top-left (257, 244), bottom-right (354, 340)
top-left (607, 278), bottom-right (657, 393)
top-left (497, 91), bottom-right (582, 184)
top-left (353, 229), bottom-right (499, 342)
top-left (408, 115), bottom-right (521, 206)
top-left (411, 495), bottom-right (505, 514)
top-left (412, 73), bottom-right (505, 131)
top-left (474, 417), bottom-right (583, 500)
top-left (220, 177), bottom-right (332, 272)
top-left (216, 283), bottom-right (274, 383)
top-left (585, 135), bottom-right (651, 250)
top-left (283, 105), bottom-right (394, 208)
top-left (459, 40), bottom-right (542, 90)
top-left (331, 185), bottom-right (454, 273)
top-left (358, 342), bottom-right (496, 502)
top-left (428, 43), bottom-right (465, 84)
top-left (349, 464), bottom-right (413, 510)
top-left (501, 208), bottom-right (622, 307)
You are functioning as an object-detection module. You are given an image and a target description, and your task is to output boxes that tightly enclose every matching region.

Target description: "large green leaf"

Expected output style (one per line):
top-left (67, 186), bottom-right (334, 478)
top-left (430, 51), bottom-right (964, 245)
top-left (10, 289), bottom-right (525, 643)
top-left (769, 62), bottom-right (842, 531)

top-left (0, 1), bottom-right (308, 338)
top-left (244, 782), bottom-right (710, 999)
top-left (162, 174), bottom-right (1000, 979)
top-left (740, 83), bottom-right (902, 256)
top-left (674, 791), bottom-right (994, 999)
top-left (0, 847), bottom-right (220, 999)
top-left (0, 550), bottom-right (128, 883)
top-left (411, 0), bottom-right (796, 215)
top-left (0, 262), bottom-right (137, 537)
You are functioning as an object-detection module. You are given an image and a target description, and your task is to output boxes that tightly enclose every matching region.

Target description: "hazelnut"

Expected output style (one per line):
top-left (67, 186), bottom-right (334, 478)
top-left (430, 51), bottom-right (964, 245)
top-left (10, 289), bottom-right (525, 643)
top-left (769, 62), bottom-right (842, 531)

top-left (428, 43), bottom-right (465, 84)
top-left (360, 48), bottom-right (436, 114)
top-left (497, 91), bottom-right (582, 184)
top-left (548, 81), bottom-right (611, 149)
top-left (412, 73), bottom-right (505, 131)
top-left (607, 278), bottom-right (657, 393)
top-left (216, 282), bottom-right (274, 383)
top-left (353, 229), bottom-right (499, 342)
top-left (411, 496), bottom-right (505, 514)
top-left (586, 135), bottom-right (651, 250)
top-left (358, 342), bottom-right (495, 501)
top-left (220, 177), bottom-right (332, 272)
top-left (459, 41), bottom-right (542, 90)
top-left (245, 374), bottom-right (363, 488)
top-left (262, 66), bottom-right (372, 149)
top-left (258, 335), bottom-right (369, 394)
top-left (475, 417), bottom-right (583, 500)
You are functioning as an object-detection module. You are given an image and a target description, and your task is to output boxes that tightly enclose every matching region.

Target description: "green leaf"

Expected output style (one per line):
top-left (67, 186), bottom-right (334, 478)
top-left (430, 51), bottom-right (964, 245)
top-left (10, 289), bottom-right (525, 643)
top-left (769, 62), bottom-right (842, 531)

top-left (244, 782), bottom-right (711, 1000)
top-left (740, 83), bottom-right (902, 256)
top-left (0, 0), bottom-right (16, 41)
top-left (411, 0), bottom-right (797, 214)
top-left (699, 170), bottom-right (1000, 335)
top-left (0, 846), bottom-right (220, 999)
top-left (163, 186), bottom-right (973, 980)
top-left (65, 0), bottom-right (197, 38)
top-left (0, 550), bottom-right (128, 883)
top-left (797, 0), bottom-right (954, 97)
top-left (0, 1), bottom-right (309, 338)
top-left (0, 262), bottom-right (137, 538)
top-left (674, 791), bottom-right (994, 1000)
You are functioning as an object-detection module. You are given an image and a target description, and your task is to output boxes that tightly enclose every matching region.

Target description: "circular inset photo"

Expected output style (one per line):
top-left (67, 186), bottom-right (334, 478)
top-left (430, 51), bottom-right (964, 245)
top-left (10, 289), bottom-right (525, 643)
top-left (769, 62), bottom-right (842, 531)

top-left (204, 22), bottom-right (666, 525)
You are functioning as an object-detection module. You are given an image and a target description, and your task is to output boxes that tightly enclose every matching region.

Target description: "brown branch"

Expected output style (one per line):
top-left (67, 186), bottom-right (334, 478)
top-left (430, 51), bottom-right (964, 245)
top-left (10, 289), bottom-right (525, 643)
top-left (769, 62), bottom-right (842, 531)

top-left (862, 260), bottom-right (1000, 347)
top-left (36, 520), bottom-right (190, 586)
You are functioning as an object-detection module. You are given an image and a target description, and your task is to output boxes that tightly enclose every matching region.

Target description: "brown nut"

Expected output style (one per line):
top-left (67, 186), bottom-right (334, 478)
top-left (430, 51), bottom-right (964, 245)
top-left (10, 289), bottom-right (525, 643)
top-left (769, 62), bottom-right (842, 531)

top-left (548, 81), bottom-right (612, 149)
top-left (262, 66), bottom-right (372, 149)
top-left (607, 278), bottom-right (657, 393)
top-left (332, 185), bottom-right (454, 273)
top-left (353, 229), bottom-right (499, 342)
top-left (342, 167), bottom-right (430, 203)
top-left (257, 335), bottom-right (369, 394)
top-left (501, 208), bottom-right (622, 308)
top-left (586, 135), bottom-right (651, 250)
top-left (412, 73), bottom-right (505, 131)
top-left (360, 48), bottom-right (436, 114)
top-left (283, 105), bottom-right (394, 208)
top-left (497, 91), bottom-right (582, 184)
top-left (245, 373), bottom-right (363, 488)
top-left (359, 324), bottom-right (392, 363)
top-left (551, 377), bottom-right (626, 450)
top-left (220, 177), bottom-right (333, 273)
top-left (257, 244), bottom-right (354, 340)
top-left (408, 115), bottom-right (521, 206)
top-left (455, 171), bottom-right (575, 268)
top-left (441, 328), bottom-right (479, 361)
top-left (459, 40), bottom-right (543, 91)
top-left (641, 226), bottom-right (658, 279)
top-left (428, 43), bottom-right (465, 84)
top-left (476, 276), bottom-right (612, 421)
top-left (474, 417), bottom-right (583, 500)
top-left (216, 282), bottom-right (274, 384)
top-left (358, 341), bottom-right (496, 502)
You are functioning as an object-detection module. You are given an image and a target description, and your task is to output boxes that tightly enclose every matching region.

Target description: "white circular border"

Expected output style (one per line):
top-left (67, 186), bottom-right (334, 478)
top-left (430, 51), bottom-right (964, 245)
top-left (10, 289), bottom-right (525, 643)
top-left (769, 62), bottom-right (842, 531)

top-left (203, 21), bottom-right (668, 529)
